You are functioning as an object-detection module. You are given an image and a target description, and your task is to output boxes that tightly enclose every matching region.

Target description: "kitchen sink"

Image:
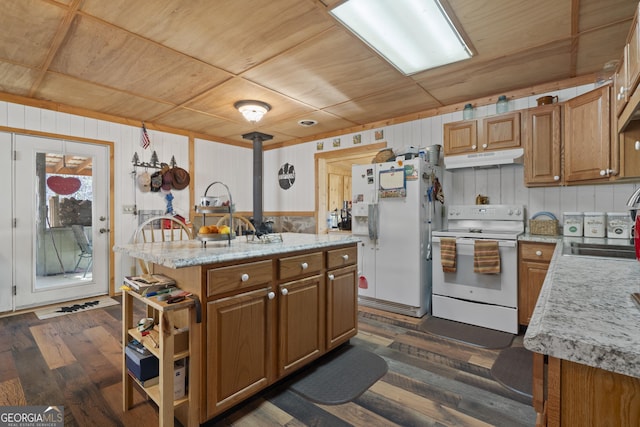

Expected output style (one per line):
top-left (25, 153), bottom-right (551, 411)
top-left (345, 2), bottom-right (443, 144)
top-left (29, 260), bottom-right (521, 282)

top-left (562, 241), bottom-right (636, 260)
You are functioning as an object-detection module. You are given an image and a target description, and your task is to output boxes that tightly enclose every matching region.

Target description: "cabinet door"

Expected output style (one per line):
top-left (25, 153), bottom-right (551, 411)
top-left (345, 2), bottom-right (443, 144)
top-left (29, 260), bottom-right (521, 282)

top-left (518, 261), bottom-right (549, 325)
top-left (628, 11), bottom-right (640, 101)
top-left (615, 48), bottom-right (629, 117)
top-left (482, 112), bottom-right (521, 151)
top-left (443, 120), bottom-right (477, 155)
top-left (563, 86), bottom-right (611, 183)
top-left (524, 105), bottom-right (561, 186)
top-left (206, 287), bottom-right (273, 418)
top-left (326, 265), bottom-right (357, 350)
top-left (278, 275), bottom-right (324, 377)
top-left (619, 120), bottom-right (640, 178)
top-left (518, 242), bottom-right (553, 326)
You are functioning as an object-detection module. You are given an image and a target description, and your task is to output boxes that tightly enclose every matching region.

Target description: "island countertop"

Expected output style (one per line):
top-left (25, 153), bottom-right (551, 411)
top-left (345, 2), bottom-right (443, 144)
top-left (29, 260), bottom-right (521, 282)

top-left (113, 232), bottom-right (359, 269)
top-left (523, 238), bottom-right (640, 379)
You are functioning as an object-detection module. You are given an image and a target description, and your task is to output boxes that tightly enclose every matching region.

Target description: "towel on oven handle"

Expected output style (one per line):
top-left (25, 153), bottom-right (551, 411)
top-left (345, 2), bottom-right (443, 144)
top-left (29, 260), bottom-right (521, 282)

top-left (473, 240), bottom-right (500, 274)
top-left (440, 238), bottom-right (457, 272)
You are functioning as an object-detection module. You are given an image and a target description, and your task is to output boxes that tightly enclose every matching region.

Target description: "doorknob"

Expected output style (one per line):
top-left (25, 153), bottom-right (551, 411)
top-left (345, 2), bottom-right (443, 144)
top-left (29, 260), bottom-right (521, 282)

top-left (99, 216), bottom-right (107, 221)
top-left (99, 228), bottom-right (110, 234)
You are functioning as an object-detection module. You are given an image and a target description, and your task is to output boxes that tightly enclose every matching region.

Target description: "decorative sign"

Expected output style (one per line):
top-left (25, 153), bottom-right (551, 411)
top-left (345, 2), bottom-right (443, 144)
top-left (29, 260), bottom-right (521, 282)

top-left (353, 134), bottom-right (361, 144)
top-left (278, 163), bottom-right (295, 190)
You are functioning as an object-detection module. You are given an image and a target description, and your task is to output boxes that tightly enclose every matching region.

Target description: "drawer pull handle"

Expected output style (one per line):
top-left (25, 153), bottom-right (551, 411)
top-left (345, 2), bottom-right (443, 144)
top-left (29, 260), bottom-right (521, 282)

top-left (241, 273), bottom-right (249, 282)
top-left (267, 291), bottom-right (275, 300)
top-left (342, 254), bottom-right (349, 261)
top-left (301, 262), bottom-right (308, 270)
top-left (281, 288), bottom-right (289, 296)
top-left (535, 250), bottom-right (542, 256)
top-left (328, 274), bottom-right (335, 280)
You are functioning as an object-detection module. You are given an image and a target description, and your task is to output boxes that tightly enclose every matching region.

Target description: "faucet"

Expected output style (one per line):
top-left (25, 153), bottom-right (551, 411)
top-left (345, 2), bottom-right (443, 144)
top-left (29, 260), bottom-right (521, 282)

top-left (627, 186), bottom-right (640, 208)
top-left (627, 186), bottom-right (640, 223)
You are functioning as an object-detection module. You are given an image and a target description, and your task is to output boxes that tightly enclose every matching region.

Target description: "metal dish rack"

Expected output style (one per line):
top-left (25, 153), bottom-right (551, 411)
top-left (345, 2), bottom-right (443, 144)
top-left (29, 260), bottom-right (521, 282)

top-left (195, 181), bottom-right (234, 247)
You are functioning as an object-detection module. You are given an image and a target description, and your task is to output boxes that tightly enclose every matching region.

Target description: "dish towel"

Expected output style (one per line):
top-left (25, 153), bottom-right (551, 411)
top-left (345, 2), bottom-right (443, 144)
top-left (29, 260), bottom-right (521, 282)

top-left (474, 240), bottom-right (501, 274)
top-left (440, 238), bottom-right (457, 272)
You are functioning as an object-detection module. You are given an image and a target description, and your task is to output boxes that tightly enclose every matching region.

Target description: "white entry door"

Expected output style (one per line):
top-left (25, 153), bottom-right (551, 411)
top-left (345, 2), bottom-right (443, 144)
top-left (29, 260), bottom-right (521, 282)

top-left (13, 134), bottom-right (110, 309)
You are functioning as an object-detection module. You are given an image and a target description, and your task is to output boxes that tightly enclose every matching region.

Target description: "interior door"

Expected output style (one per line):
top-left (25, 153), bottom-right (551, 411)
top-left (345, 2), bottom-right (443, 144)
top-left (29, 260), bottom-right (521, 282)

top-left (13, 134), bottom-right (110, 309)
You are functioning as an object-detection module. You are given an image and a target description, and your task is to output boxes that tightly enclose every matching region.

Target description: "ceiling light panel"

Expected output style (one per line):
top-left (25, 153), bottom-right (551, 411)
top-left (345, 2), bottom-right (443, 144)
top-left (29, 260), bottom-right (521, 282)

top-left (330, 0), bottom-right (472, 75)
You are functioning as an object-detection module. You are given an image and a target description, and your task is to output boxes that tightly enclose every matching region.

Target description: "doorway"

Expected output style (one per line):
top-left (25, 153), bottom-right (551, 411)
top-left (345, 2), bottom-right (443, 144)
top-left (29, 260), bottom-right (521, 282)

top-left (8, 133), bottom-right (111, 310)
top-left (315, 142), bottom-right (387, 233)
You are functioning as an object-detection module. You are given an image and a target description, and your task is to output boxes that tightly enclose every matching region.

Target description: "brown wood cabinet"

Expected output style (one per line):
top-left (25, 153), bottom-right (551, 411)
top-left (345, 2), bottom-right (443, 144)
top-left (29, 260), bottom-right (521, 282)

top-left (534, 355), bottom-right (640, 427)
top-left (563, 86), bottom-right (613, 183)
top-left (619, 119), bottom-right (640, 178)
top-left (443, 112), bottom-right (520, 155)
top-left (615, 6), bottom-right (640, 118)
top-left (277, 250), bottom-right (325, 377)
top-left (154, 242), bottom-right (358, 423)
top-left (523, 104), bottom-right (562, 186)
top-left (518, 241), bottom-right (554, 326)
top-left (206, 286), bottom-right (273, 418)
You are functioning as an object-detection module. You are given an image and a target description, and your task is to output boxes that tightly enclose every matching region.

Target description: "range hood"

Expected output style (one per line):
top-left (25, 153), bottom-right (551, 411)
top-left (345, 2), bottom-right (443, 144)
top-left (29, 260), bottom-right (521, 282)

top-left (444, 148), bottom-right (524, 170)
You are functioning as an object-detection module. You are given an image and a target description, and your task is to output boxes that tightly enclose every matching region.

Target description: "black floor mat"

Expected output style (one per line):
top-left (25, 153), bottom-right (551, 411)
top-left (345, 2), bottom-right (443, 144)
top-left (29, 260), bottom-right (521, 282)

top-left (491, 346), bottom-right (533, 398)
top-left (289, 345), bottom-right (388, 405)
top-left (419, 316), bottom-right (514, 349)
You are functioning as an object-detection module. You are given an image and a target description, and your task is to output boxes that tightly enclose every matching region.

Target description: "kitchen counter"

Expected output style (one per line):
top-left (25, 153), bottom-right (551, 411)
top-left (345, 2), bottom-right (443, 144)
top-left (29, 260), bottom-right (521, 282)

top-left (113, 232), bottom-right (359, 269)
top-left (522, 235), bottom-right (640, 379)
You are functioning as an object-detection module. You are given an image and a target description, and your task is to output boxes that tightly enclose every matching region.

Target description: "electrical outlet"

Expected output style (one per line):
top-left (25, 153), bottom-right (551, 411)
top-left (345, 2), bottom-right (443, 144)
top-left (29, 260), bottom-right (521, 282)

top-left (122, 205), bottom-right (136, 214)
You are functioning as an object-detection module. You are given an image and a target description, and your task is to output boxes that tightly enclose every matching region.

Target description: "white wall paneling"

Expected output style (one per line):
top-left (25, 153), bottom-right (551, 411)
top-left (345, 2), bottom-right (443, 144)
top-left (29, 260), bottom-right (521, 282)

top-left (1, 80), bottom-right (637, 300)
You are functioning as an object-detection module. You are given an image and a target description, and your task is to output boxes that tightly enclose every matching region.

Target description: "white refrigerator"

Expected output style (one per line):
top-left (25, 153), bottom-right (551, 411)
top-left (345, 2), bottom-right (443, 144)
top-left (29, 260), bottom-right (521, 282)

top-left (351, 156), bottom-right (443, 317)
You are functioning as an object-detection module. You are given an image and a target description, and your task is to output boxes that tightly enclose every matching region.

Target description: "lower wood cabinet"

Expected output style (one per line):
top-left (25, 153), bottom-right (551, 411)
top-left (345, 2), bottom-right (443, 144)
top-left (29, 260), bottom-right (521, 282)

top-left (518, 241), bottom-right (555, 325)
top-left (201, 243), bottom-right (357, 422)
top-left (206, 286), bottom-right (273, 419)
top-left (278, 274), bottom-right (324, 376)
top-left (327, 264), bottom-right (357, 350)
top-left (534, 355), bottom-right (640, 427)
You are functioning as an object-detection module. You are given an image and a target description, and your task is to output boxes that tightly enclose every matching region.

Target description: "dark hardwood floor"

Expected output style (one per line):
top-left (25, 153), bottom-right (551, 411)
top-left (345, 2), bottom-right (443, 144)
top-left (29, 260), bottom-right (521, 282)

top-left (0, 298), bottom-right (536, 426)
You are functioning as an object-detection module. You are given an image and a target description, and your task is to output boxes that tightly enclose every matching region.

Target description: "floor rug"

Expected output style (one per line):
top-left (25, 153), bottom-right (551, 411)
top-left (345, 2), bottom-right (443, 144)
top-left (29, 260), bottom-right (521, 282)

top-left (35, 296), bottom-right (119, 320)
top-left (289, 344), bottom-right (388, 405)
top-left (419, 316), bottom-right (514, 349)
top-left (491, 346), bottom-right (533, 398)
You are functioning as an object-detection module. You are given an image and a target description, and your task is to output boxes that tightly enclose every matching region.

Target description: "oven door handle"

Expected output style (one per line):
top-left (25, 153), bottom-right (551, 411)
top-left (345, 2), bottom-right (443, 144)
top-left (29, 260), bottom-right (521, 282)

top-left (432, 236), bottom-right (517, 248)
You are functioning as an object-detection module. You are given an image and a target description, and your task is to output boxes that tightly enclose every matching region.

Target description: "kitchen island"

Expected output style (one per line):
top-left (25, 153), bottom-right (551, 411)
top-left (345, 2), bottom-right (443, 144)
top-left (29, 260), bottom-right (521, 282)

top-left (522, 237), bottom-right (640, 426)
top-left (114, 232), bottom-right (359, 424)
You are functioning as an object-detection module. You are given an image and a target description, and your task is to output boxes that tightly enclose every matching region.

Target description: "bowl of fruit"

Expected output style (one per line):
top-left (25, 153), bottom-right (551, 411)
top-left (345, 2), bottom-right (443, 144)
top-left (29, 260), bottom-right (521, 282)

top-left (197, 224), bottom-right (233, 241)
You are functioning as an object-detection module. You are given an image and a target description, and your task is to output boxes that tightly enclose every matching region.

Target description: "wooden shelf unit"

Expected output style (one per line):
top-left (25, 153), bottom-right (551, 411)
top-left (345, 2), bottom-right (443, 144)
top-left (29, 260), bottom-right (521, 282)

top-left (122, 289), bottom-right (200, 427)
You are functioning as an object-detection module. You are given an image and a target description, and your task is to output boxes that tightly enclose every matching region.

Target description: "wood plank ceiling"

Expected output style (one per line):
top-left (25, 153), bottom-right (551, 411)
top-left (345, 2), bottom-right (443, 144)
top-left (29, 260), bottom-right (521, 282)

top-left (0, 0), bottom-right (637, 148)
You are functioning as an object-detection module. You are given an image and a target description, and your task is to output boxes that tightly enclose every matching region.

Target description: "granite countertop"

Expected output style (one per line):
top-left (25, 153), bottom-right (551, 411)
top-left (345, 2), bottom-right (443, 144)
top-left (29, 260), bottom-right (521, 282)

top-left (523, 236), bottom-right (640, 379)
top-left (113, 232), bottom-right (359, 269)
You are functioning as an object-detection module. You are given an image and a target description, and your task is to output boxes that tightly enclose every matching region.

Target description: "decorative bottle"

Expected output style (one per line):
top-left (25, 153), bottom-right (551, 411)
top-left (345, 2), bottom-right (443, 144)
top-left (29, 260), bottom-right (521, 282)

top-left (463, 104), bottom-right (474, 120)
top-left (496, 95), bottom-right (509, 114)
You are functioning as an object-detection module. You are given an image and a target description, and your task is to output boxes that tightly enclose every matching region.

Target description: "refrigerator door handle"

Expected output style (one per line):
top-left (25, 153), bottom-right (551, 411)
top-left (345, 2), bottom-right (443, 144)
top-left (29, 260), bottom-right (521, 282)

top-left (368, 203), bottom-right (378, 240)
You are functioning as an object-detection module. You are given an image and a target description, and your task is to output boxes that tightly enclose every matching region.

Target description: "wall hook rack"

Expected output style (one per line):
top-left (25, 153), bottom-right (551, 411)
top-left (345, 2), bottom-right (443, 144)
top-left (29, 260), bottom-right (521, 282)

top-left (131, 151), bottom-right (177, 169)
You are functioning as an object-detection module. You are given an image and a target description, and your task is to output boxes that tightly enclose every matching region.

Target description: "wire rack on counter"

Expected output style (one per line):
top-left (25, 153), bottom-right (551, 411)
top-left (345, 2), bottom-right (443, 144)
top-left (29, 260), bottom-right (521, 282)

top-left (195, 181), bottom-right (234, 247)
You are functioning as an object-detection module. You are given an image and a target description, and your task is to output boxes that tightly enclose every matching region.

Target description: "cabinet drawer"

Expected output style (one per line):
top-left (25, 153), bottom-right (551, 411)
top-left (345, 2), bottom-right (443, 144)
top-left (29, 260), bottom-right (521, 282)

top-left (327, 246), bottom-right (357, 269)
top-left (207, 260), bottom-right (272, 297)
top-left (520, 242), bottom-right (555, 263)
top-left (279, 252), bottom-right (323, 281)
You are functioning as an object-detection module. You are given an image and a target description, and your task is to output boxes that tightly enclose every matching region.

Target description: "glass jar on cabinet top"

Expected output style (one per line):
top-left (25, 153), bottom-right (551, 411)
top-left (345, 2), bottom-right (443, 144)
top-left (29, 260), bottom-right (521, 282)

top-left (496, 95), bottom-right (509, 114)
top-left (463, 103), bottom-right (474, 120)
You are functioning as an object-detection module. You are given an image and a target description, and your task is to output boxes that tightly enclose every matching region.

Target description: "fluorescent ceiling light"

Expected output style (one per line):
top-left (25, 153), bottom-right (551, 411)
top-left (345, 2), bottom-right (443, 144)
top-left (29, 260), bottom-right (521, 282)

top-left (330, 0), bottom-right (472, 75)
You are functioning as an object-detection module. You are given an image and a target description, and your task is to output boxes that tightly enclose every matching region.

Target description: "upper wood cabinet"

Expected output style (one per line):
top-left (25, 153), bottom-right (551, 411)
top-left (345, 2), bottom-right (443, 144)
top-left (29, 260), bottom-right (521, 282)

top-left (615, 8), bottom-right (640, 118)
top-left (523, 104), bottom-right (562, 187)
top-left (563, 86), bottom-right (612, 184)
top-left (443, 112), bottom-right (520, 156)
top-left (618, 119), bottom-right (640, 178)
top-left (443, 120), bottom-right (477, 155)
